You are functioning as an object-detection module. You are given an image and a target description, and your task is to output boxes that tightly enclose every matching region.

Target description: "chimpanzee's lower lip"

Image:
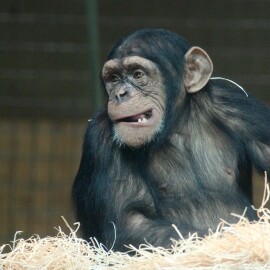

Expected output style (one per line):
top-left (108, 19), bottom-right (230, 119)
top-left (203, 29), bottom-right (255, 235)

top-left (116, 109), bottom-right (153, 123)
top-left (116, 109), bottom-right (156, 127)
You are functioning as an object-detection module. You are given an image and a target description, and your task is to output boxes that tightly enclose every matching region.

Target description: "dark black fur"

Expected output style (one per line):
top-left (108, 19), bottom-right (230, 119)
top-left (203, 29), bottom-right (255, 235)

top-left (72, 29), bottom-right (270, 251)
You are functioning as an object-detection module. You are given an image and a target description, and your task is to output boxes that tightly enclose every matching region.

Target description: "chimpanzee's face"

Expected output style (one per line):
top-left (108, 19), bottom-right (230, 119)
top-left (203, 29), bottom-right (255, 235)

top-left (102, 56), bottom-right (166, 148)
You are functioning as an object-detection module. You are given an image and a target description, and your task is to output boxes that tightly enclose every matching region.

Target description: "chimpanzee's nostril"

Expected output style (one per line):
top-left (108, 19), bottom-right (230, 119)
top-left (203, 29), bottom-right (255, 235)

top-left (115, 89), bottom-right (128, 102)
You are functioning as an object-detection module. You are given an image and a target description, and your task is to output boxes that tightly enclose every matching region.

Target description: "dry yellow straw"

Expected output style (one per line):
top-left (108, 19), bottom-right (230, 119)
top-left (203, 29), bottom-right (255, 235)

top-left (1, 174), bottom-right (270, 269)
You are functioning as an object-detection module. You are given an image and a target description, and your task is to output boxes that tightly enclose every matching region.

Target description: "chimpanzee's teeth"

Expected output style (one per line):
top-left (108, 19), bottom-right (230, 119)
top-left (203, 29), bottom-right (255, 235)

top-left (138, 118), bottom-right (147, 123)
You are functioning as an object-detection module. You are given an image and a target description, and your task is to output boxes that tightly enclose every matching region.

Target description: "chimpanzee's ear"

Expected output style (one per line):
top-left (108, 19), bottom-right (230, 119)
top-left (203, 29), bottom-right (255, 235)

top-left (184, 46), bottom-right (213, 93)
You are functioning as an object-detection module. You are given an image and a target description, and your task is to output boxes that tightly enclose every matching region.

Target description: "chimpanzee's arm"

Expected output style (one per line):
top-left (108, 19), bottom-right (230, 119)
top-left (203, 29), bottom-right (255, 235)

top-left (72, 109), bottom-right (115, 241)
top-left (105, 211), bottom-right (183, 251)
top-left (243, 100), bottom-right (270, 173)
top-left (212, 80), bottom-right (270, 174)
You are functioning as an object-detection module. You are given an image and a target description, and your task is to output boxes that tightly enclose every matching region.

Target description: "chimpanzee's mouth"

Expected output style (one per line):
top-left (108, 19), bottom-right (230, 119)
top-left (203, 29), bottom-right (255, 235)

top-left (117, 109), bottom-right (153, 123)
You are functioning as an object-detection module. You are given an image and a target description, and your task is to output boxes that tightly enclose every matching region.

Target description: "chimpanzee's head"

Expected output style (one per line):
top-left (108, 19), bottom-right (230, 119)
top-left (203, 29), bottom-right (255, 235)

top-left (102, 29), bottom-right (213, 148)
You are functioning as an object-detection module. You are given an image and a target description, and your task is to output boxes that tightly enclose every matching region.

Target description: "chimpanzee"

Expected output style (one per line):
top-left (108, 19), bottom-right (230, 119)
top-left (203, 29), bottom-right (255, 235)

top-left (72, 28), bottom-right (270, 251)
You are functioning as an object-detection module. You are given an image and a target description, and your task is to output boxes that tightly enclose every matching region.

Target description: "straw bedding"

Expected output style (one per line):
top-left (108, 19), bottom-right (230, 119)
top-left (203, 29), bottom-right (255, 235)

top-left (1, 179), bottom-right (270, 270)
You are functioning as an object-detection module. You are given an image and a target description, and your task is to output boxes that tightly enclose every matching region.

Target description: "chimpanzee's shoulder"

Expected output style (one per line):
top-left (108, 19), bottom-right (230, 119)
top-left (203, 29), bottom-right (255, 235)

top-left (207, 77), bottom-right (249, 100)
top-left (206, 78), bottom-right (270, 129)
top-left (86, 107), bottom-right (110, 131)
top-left (83, 107), bottom-right (113, 149)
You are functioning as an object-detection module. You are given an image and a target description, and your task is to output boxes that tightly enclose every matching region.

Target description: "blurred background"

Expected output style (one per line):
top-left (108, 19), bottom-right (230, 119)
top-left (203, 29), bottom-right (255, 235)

top-left (1, 0), bottom-right (270, 244)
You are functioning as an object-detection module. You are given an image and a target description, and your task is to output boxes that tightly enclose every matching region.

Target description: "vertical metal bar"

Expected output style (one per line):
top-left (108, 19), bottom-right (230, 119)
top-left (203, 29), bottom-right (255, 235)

top-left (86, 0), bottom-right (104, 112)
top-left (7, 121), bottom-right (19, 241)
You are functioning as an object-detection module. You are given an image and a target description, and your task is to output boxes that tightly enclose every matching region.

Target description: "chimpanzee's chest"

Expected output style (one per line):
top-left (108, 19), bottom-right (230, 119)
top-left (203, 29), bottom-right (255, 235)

top-left (144, 139), bottom-right (251, 227)
top-left (147, 134), bottom-right (238, 199)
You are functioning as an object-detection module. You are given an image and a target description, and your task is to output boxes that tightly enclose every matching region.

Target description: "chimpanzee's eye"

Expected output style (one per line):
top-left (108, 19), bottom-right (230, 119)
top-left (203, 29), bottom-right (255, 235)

top-left (110, 74), bottom-right (120, 83)
top-left (133, 70), bottom-right (144, 79)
